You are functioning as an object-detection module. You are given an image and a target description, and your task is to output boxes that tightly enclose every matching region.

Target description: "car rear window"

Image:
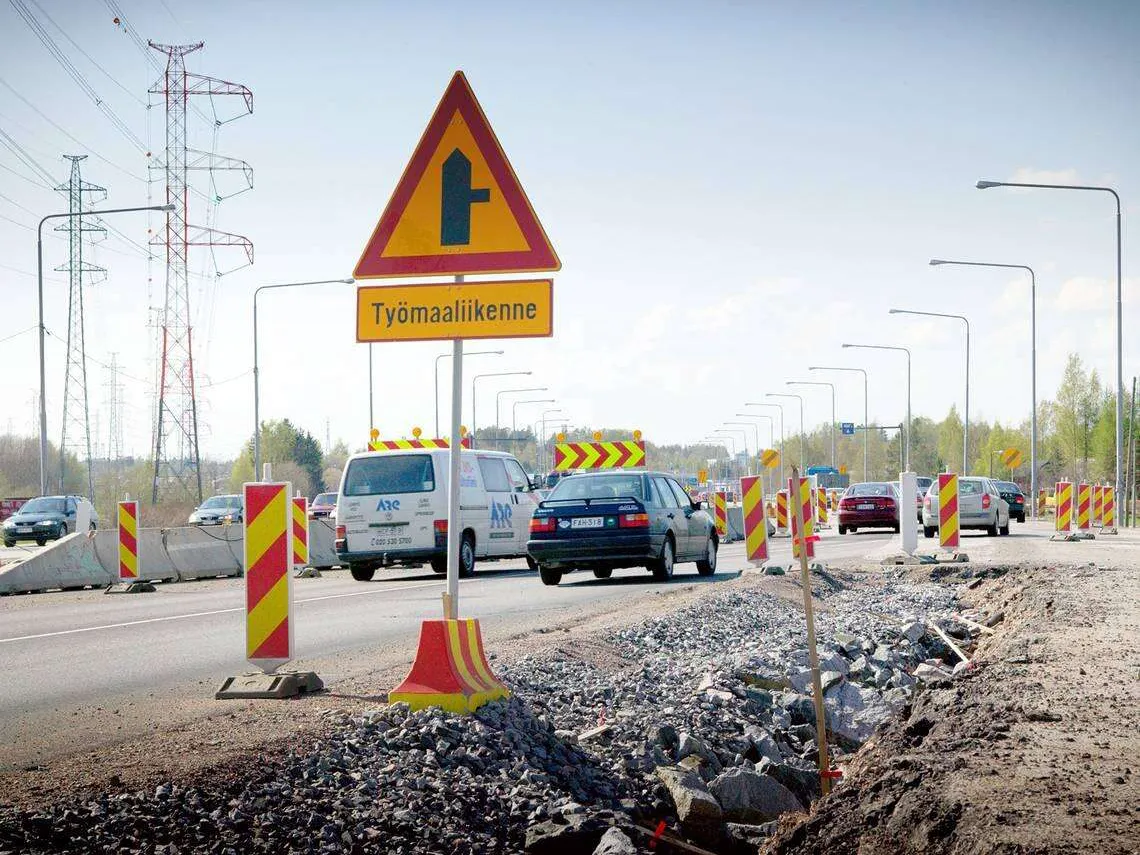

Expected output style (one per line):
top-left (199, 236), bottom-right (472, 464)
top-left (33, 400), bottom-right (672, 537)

top-left (549, 474), bottom-right (645, 501)
top-left (960, 480), bottom-right (983, 495)
top-left (343, 454), bottom-right (434, 496)
top-left (847, 483), bottom-right (894, 497)
top-left (315, 493), bottom-right (337, 504)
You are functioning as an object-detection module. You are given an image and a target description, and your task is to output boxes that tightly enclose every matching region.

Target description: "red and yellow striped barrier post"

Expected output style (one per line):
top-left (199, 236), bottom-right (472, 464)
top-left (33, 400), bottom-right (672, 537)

top-left (775, 489), bottom-right (789, 535)
top-left (741, 475), bottom-right (768, 564)
top-left (117, 500), bottom-right (138, 582)
top-left (816, 487), bottom-right (828, 527)
top-left (244, 482), bottom-right (293, 672)
top-left (390, 618), bottom-right (509, 712)
top-left (790, 476), bottom-right (815, 559)
top-left (291, 497), bottom-right (309, 568)
top-left (1102, 486), bottom-right (1117, 533)
top-left (1038, 489), bottom-right (1047, 516)
top-left (1076, 482), bottom-right (1091, 531)
top-left (1054, 481), bottom-right (1073, 533)
top-left (938, 473), bottom-right (959, 550)
top-left (714, 491), bottom-right (728, 538)
top-left (1092, 485), bottom-right (1104, 526)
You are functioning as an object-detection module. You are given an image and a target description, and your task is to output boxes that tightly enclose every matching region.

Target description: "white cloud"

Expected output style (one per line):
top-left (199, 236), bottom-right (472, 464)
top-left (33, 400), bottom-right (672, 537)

top-left (1056, 276), bottom-right (1109, 311)
top-left (1010, 167), bottom-right (1080, 185)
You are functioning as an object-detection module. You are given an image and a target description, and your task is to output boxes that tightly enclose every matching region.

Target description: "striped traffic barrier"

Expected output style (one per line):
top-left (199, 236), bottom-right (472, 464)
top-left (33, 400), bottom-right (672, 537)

top-left (741, 475), bottom-right (768, 565)
top-left (714, 491), bottom-right (728, 539)
top-left (390, 618), bottom-right (510, 713)
top-left (1076, 483), bottom-right (1091, 532)
top-left (117, 500), bottom-right (139, 582)
top-left (1102, 486), bottom-right (1117, 534)
top-left (1054, 481), bottom-right (1073, 535)
top-left (553, 440), bottom-right (646, 470)
top-left (291, 497), bottom-right (309, 568)
top-left (817, 487), bottom-right (829, 527)
top-left (216, 481), bottom-right (323, 699)
top-left (1092, 484), bottom-right (1104, 527)
top-left (938, 473), bottom-right (959, 550)
top-left (775, 489), bottom-right (789, 536)
top-left (1038, 489), bottom-right (1047, 516)
top-left (790, 476), bottom-right (815, 559)
top-left (370, 436), bottom-right (471, 451)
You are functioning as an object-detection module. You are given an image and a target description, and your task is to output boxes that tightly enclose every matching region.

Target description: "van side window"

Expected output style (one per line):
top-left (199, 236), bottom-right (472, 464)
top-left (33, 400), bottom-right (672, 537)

top-left (477, 457), bottom-right (511, 493)
top-left (503, 458), bottom-right (530, 493)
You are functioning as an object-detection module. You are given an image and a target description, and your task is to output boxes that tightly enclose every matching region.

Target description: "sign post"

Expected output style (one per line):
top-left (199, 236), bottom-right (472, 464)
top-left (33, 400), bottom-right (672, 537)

top-left (354, 71), bottom-right (557, 712)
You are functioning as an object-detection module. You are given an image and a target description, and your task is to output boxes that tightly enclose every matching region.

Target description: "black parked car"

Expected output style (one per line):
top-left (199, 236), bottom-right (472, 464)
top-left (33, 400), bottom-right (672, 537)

top-left (528, 470), bottom-right (717, 586)
top-left (993, 481), bottom-right (1027, 523)
top-left (2, 495), bottom-right (98, 546)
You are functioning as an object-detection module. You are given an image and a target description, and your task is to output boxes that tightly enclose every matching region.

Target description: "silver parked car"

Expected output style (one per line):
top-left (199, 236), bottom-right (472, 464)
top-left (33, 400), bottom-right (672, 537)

top-left (922, 476), bottom-right (1009, 538)
top-left (188, 494), bottom-right (244, 526)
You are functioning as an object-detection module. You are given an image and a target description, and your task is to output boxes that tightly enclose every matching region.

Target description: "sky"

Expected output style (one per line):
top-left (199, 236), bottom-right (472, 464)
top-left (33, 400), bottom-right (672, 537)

top-left (0, 0), bottom-right (1138, 464)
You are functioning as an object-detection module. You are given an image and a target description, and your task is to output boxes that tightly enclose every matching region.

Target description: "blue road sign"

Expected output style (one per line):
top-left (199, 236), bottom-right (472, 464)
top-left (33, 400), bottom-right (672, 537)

top-left (841, 422), bottom-right (855, 436)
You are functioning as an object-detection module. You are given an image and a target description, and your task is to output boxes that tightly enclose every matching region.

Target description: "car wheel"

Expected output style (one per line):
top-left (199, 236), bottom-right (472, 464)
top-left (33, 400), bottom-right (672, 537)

top-left (429, 556), bottom-right (447, 574)
top-left (539, 565), bottom-right (562, 586)
top-left (849, 526), bottom-right (858, 533)
top-left (986, 523), bottom-right (998, 537)
top-left (892, 524), bottom-right (900, 534)
top-left (650, 536), bottom-right (675, 581)
top-left (696, 536), bottom-right (717, 576)
top-left (924, 526), bottom-right (936, 538)
top-left (1017, 513), bottom-right (1025, 524)
top-left (349, 564), bottom-right (375, 582)
top-left (838, 525), bottom-right (847, 535)
top-left (526, 556), bottom-right (538, 572)
top-left (2, 539), bottom-right (13, 548)
top-left (592, 567), bottom-right (613, 579)
top-left (458, 532), bottom-right (476, 578)
top-left (35, 538), bottom-right (46, 546)
top-left (999, 521), bottom-right (1010, 536)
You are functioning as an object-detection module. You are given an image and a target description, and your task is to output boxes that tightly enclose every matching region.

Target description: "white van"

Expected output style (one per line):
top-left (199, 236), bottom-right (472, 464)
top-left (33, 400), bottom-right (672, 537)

top-left (334, 447), bottom-right (540, 581)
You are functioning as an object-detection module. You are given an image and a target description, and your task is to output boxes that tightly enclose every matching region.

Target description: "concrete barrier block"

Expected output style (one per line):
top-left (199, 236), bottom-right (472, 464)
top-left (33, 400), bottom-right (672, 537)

top-left (0, 532), bottom-right (113, 594)
top-left (164, 525), bottom-right (243, 580)
top-left (309, 517), bottom-right (340, 569)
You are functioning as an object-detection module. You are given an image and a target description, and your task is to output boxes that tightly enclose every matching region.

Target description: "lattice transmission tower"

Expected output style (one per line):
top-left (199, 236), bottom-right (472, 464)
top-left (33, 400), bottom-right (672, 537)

top-left (56, 154), bottom-right (106, 500)
top-left (104, 352), bottom-right (125, 462)
top-left (148, 41), bottom-right (253, 504)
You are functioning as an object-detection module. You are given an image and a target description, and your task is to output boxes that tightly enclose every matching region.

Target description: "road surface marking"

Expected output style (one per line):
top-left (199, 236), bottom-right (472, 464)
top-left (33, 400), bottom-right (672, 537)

top-left (0, 581), bottom-right (442, 644)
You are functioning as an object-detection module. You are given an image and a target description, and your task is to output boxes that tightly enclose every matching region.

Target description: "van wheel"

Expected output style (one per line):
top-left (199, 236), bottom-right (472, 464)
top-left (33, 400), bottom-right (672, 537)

top-left (539, 565), bottom-right (562, 586)
top-left (429, 556), bottom-right (447, 574)
top-left (924, 526), bottom-right (936, 538)
top-left (650, 536), bottom-right (675, 581)
top-left (838, 525), bottom-right (847, 535)
top-left (696, 535), bottom-right (717, 576)
top-left (459, 532), bottom-right (476, 577)
top-left (349, 564), bottom-right (375, 582)
top-left (592, 567), bottom-right (613, 579)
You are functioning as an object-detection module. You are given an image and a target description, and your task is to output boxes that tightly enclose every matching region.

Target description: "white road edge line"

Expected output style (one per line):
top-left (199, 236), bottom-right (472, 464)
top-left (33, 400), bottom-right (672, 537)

top-left (0, 581), bottom-right (443, 644)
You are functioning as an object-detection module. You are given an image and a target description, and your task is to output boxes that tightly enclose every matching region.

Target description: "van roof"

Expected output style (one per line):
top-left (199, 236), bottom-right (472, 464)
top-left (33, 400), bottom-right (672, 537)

top-left (347, 447), bottom-right (519, 461)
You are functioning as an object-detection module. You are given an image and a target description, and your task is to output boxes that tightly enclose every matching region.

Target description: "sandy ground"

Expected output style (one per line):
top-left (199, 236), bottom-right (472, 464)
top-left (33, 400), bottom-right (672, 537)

top-left (765, 551), bottom-right (1140, 853)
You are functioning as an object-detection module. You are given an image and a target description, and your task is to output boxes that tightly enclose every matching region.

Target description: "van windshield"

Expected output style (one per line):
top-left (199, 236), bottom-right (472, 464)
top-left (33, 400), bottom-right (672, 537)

top-left (343, 454), bottom-right (435, 496)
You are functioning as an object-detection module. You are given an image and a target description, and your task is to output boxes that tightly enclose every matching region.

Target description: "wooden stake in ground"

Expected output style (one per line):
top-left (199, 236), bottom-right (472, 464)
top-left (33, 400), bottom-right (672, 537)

top-left (791, 465), bottom-right (833, 796)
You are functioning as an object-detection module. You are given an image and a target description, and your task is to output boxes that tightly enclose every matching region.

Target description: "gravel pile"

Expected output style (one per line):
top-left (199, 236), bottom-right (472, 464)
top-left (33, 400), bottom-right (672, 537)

top-left (0, 576), bottom-right (973, 855)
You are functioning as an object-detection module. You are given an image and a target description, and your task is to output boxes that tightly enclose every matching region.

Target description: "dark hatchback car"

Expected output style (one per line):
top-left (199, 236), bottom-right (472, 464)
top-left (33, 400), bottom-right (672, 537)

top-left (993, 481), bottom-right (1027, 523)
top-left (2, 495), bottom-right (97, 546)
top-left (528, 470), bottom-right (717, 586)
top-left (838, 482), bottom-right (900, 534)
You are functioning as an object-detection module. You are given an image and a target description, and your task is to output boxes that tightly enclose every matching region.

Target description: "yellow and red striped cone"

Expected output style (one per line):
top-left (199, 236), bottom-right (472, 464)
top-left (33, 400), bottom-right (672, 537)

top-left (741, 475), bottom-right (768, 564)
top-left (714, 491), bottom-right (728, 538)
top-left (938, 473), bottom-right (959, 550)
top-left (117, 501), bottom-right (139, 582)
top-left (1102, 486), bottom-right (1117, 532)
top-left (244, 482), bottom-right (293, 673)
top-left (1054, 481), bottom-right (1073, 532)
top-left (775, 489), bottom-right (789, 535)
top-left (1092, 485), bottom-right (1103, 527)
top-left (390, 618), bottom-right (509, 713)
top-left (1076, 483), bottom-right (1091, 531)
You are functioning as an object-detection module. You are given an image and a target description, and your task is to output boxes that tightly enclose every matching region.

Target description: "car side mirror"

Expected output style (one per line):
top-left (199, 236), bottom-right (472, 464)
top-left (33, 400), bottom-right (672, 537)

top-left (690, 500), bottom-right (701, 511)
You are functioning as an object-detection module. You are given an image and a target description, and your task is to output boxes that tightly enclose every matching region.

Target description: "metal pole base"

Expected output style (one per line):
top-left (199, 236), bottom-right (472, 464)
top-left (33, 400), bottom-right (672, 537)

top-left (104, 581), bottom-right (157, 595)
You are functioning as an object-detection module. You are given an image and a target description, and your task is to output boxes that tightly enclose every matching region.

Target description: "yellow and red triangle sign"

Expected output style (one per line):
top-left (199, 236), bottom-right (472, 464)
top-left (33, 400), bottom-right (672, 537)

top-left (354, 71), bottom-right (560, 278)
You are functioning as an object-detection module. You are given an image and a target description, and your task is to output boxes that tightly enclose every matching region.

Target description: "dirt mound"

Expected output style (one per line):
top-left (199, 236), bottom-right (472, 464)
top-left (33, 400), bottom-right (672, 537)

top-left (764, 564), bottom-right (1140, 855)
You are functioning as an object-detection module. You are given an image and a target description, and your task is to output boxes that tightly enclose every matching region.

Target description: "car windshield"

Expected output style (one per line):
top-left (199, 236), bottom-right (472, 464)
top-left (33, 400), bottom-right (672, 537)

top-left (344, 454), bottom-right (435, 496)
top-left (314, 493), bottom-right (337, 505)
top-left (201, 496), bottom-right (240, 510)
top-left (548, 474), bottom-right (645, 501)
top-left (20, 497), bottom-right (65, 514)
top-left (847, 483), bottom-right (895, 497)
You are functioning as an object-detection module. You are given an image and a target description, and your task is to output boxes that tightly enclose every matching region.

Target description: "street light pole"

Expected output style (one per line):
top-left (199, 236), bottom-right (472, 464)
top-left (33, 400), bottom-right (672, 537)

top-left (810, 366), bottom-right (868, 483)
top-left (471, 371), bottom-right (531, 445)
top-left (512, 398), bottom-right (555, 433)
top-left (733, 413), bottom-right (774, 458)
top-left (843, 344), bottom-right (911, 472)
top-left (977, 179), bottom-right (1123, 510)
top-left (496, 387), bottom-right (548, 429)
top-left (38, 203), bottom-right (174, 497)
top-left (724, 423), bottom-right (759, 471)
top-left (745, 403), bottom-right (785, 486)
top-left (890, 309), bottom-right (970, 473)
top-left (766, 393), bottom-right (805, 470)
top-left (538, 408), bottom-right (564, 472)
top-left (253, 278), bottom-right (354, 479)
top-left (434, 349), bottom-right (502, 437)
top-left (930, 259), bottom-right (1038, 515)
top-left (788, 381), bottom-right (836, 470)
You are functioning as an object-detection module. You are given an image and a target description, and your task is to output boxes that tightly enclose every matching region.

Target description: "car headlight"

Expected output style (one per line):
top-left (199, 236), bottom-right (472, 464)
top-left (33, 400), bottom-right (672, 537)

top-left (35, 520), bottom-right (55, 527)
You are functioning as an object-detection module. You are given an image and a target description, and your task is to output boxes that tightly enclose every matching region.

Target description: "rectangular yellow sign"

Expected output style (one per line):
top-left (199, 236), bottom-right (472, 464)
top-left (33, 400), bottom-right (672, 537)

top-left (356, 279), bottom-right (553, 342)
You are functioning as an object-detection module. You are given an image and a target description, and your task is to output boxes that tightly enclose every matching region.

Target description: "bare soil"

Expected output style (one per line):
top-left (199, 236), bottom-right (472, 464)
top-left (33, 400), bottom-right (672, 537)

top-left (764, 561), bottom-right (1140, 855)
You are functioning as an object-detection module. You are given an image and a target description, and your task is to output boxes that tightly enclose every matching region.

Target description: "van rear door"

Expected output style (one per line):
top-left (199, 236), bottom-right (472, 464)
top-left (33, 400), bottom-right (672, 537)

top-left (340, 453), bottom-right (437, 554)
top-left (477, 456), bottom-right (516, 556)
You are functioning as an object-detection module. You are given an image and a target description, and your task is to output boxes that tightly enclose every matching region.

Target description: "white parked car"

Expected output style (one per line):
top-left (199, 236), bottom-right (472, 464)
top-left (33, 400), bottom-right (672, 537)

top-left (922, 476), bottom-right (1009, 538)
top-left (335, 448), bottom-right (540, 581)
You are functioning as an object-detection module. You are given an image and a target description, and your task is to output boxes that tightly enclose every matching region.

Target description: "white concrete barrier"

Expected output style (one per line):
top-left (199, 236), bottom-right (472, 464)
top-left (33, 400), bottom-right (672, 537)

top-left (164, 524), bottom-right (243, 580)
top-left (0, 532), bottom-right (112, 594)
top-left (308, 517), bottom-right (341, 569)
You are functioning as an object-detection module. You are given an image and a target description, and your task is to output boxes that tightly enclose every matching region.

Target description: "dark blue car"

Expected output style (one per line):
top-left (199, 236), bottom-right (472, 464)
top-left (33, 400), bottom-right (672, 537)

top-left (528, 470), bottom-right (717, 586)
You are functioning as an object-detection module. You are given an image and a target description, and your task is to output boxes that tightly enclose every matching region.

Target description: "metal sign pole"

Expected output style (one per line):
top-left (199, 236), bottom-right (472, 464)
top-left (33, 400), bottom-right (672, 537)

top-left (444, 279), bottom-right (465, 620)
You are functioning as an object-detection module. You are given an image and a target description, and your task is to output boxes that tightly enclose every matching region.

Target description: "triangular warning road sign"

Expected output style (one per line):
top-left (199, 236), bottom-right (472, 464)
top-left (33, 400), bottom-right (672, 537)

top-left (355, 71), bottom-right (560, 279)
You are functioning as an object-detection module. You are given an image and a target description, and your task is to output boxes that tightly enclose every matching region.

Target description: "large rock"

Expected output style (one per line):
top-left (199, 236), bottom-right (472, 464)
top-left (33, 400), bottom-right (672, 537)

top-left (708, 767), bottom-right (803, 823)
top-left (824, 680), bottom-right (895, 745)
top-left (525, 814), bottom-right (606, 854)
top-left (756, 758), bottom-right (819, 808)
top-left (655, 765), bottom-right (725, 845)
top-left (592, 827), bottom-right (637, 855)
top-left (901, 620), bottom-right (926, 643)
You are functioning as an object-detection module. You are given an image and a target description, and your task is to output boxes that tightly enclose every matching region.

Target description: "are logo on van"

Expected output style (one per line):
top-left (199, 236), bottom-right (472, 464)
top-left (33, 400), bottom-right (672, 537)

top-left (376, 498), bottom-right (402, 512)
top-left (490, 500), bottom-right (513, 530)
